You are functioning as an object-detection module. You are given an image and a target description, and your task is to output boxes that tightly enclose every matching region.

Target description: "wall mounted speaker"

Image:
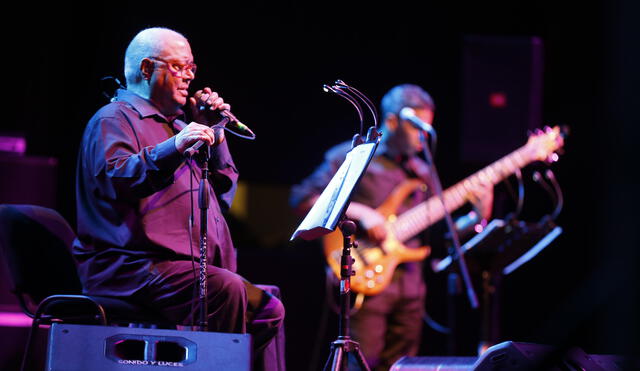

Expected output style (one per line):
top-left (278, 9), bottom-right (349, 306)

top-left (460, 35), bottom-right (544, 164)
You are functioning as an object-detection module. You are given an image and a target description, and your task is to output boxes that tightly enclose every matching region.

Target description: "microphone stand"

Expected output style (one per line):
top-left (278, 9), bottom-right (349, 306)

top-left (195, 145), bottom-right (211, 332)
top-left (185, 111), bottom-right (256, 331)
top-left (323, 218), bottom-right (371, 371)
top-left (419, 130), bottom-right (479, 310)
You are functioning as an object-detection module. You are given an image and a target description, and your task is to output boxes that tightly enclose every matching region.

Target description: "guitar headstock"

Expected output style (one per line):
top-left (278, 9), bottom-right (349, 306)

top-left (525, 126), bottom-right (566, 162)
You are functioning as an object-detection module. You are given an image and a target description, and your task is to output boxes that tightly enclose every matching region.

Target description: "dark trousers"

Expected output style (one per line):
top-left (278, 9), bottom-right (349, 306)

top-left (350, 267), bottom-right (425, 371)
top-left (132, 260), bottom-right (285, 371)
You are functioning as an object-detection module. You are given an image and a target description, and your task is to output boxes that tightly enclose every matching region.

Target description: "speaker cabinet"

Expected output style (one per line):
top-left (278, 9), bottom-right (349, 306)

top-left (473, 341), bottom-right (556, 370)
top-left (460, 35), bottom-right (544, 164)
top-left (391, 341), bottom-right (637, 370)
top-left (46, 323), bottom-right (251, 371)
top-left (390, 356), bottom-right (476, 370)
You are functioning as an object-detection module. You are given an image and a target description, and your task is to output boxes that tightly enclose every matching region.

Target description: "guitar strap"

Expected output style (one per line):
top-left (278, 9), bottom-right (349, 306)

top-left (381, 153), bottom-right (432, 209)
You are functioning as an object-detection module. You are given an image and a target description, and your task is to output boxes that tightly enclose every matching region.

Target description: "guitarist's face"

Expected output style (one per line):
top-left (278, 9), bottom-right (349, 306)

top-left (388, 107), bottom-right (434, 156)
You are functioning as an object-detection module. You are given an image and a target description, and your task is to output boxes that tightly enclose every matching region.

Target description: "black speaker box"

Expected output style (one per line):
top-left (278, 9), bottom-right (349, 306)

top-left (460, 35), bottom-right (544, 164)
top-left (391, 341), bottom-right (638, 370)
top-left (473, 341), bottom-right (557, 370)
top-left (390, 356), bottom-right (476, 370)
top-left (46, 323), bottom-right (251, 371)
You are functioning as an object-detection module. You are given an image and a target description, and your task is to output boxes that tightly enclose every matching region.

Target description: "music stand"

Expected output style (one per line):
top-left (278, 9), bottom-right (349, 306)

top-left (291, 130), bottom-right (380, 371)
top-left (434, 217), bottom-right (563, 351)
top-left (433, 218), bottom-right (563, 275)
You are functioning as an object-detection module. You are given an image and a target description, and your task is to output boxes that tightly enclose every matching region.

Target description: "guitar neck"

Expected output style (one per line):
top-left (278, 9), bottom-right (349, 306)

top-left (391, 144), bottom-right (535, 242)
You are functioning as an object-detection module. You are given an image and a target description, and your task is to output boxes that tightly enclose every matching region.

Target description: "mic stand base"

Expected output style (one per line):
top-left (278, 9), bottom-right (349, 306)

top-left (324, 338), bottom-right (370, 371)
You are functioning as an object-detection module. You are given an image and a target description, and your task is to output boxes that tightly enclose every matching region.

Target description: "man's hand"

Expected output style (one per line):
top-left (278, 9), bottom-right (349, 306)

top-left (365, 224), bottom-right (388, 245)
top-left (174, 122), bottom-right (224, 154)
top-left (188, 87), bottom-right (231, 125)
top-left (345, 202), bottom-right (388, 245)
top-left (468, 182), bottom-right (494, 220)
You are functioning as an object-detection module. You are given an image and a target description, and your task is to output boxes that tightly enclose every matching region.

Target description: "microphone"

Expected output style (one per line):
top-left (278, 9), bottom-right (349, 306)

top-left (184, 109), bottom-right (255, 157)
top-left (216, 110), bottom-right (255, 138)
top-left (399, 107), bottom-right (434, 133)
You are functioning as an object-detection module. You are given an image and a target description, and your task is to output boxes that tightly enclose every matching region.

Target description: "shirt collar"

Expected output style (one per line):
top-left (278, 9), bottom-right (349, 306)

top-left (114, 89), bottom-right (184, 123)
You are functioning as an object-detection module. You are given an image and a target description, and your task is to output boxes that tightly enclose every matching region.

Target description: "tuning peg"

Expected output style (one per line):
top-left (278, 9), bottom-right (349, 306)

top-left (546, 153), bottom-right (560, 163)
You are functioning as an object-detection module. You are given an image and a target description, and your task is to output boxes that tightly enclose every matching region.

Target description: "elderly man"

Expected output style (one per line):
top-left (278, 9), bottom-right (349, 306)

top-left (74, 27), bottom-right (284, 370)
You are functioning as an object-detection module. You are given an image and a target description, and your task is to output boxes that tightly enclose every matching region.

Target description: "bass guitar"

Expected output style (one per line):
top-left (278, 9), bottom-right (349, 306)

top-left (322, 126), bottom-right (565, 295)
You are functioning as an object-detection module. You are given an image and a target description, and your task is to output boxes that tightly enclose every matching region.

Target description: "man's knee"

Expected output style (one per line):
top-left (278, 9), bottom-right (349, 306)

top-left (262, 294), bottom-right (285, 327)
top-left (249, 284), bottom-right (285, 327)
top-left (208, 269), bottom-right (247, 305)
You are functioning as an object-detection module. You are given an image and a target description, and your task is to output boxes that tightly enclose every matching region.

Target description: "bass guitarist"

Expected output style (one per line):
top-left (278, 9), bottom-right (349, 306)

top-left (289, 84), bottom-right (493, 370)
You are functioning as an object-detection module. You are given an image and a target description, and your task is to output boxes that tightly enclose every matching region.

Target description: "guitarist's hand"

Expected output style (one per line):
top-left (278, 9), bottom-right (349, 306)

top-left (346, 201), bottom-right (388, 244)
top-left (366, 224), bottom-right (388, 245)
top-left (468, 182), bottom-right (494, 220)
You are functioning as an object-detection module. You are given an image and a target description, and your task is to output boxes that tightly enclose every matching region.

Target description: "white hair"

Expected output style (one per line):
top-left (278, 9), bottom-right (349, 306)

top-left (123, 27), bottom-right (187, 87)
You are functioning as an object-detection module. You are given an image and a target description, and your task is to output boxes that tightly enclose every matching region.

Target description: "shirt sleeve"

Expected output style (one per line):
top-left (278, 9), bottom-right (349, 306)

top-left (208, 138), bottom-right (239, 212)
top-left (85, 114), bottom-right (185, 200)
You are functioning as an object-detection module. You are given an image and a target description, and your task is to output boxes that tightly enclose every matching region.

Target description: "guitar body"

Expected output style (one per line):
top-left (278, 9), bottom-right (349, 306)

top-left (323, 228), bottom-right (431, 296)
top-left (323, 178), bottom-right (431, 296)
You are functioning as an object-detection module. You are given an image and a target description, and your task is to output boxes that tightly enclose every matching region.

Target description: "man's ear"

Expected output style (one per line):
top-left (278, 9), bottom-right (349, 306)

top-left (140, 58), bottom-right (154, 81)
top-left (384, 112), bottom-right (399, 132)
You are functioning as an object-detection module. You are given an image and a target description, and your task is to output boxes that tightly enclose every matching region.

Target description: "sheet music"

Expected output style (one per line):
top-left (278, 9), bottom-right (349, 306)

top-left (291, 142), bottom-right (378, 241)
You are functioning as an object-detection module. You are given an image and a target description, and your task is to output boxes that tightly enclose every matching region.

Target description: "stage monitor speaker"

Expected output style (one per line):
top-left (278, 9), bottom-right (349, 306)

top-left (392, 341), bottom-right (637, 370)
top-left (474, 341), bottom-right (638, 370)
top-left (472, 341), bottom-right (557, 370)
top-left (390, 356), bottom-right (476, 370)
top-left (460, 35), bottom-right (544, 164)
top-left (46, 323), bottom-right (251, 371)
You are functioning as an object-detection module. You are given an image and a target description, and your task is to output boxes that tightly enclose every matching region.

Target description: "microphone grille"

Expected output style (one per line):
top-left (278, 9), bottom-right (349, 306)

top-left (399, 107), bottom-right (416, 119)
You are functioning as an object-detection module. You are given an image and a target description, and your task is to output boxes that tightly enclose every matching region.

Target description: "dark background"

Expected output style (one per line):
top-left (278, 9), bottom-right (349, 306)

top-left (2, 1), bottom-right (639, 369)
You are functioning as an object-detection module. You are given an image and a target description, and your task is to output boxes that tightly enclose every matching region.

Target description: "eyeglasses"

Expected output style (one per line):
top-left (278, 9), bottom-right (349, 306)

top-left (149, 57), bottom-right (197, 77)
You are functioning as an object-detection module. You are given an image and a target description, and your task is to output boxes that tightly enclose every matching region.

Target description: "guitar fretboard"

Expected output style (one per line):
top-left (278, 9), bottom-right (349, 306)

top-left (390, 144), bottom-right (535, 242)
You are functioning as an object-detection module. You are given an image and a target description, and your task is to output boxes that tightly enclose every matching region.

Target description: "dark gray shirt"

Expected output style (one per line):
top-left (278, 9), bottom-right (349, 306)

top-left (74, 89), bottom-right (238, 296)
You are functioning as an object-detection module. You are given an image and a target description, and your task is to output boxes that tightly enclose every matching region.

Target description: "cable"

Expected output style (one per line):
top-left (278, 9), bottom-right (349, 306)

top-left (533, 170), bottom-right (558, 218)
top-left (503, 168), bottom-right (525, 219)
top-left (100, 76), bottom-right (125, 101)
top-left (423, 312), bottom-right (451, 335)
top-left (545, 169), bottom-right (564, 220)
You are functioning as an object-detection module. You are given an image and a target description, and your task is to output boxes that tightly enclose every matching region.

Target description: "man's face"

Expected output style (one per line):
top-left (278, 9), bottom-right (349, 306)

top-left (395, 107), bottom-right (434, 155)
top-left (147, 35), bottom-right (195, 115)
